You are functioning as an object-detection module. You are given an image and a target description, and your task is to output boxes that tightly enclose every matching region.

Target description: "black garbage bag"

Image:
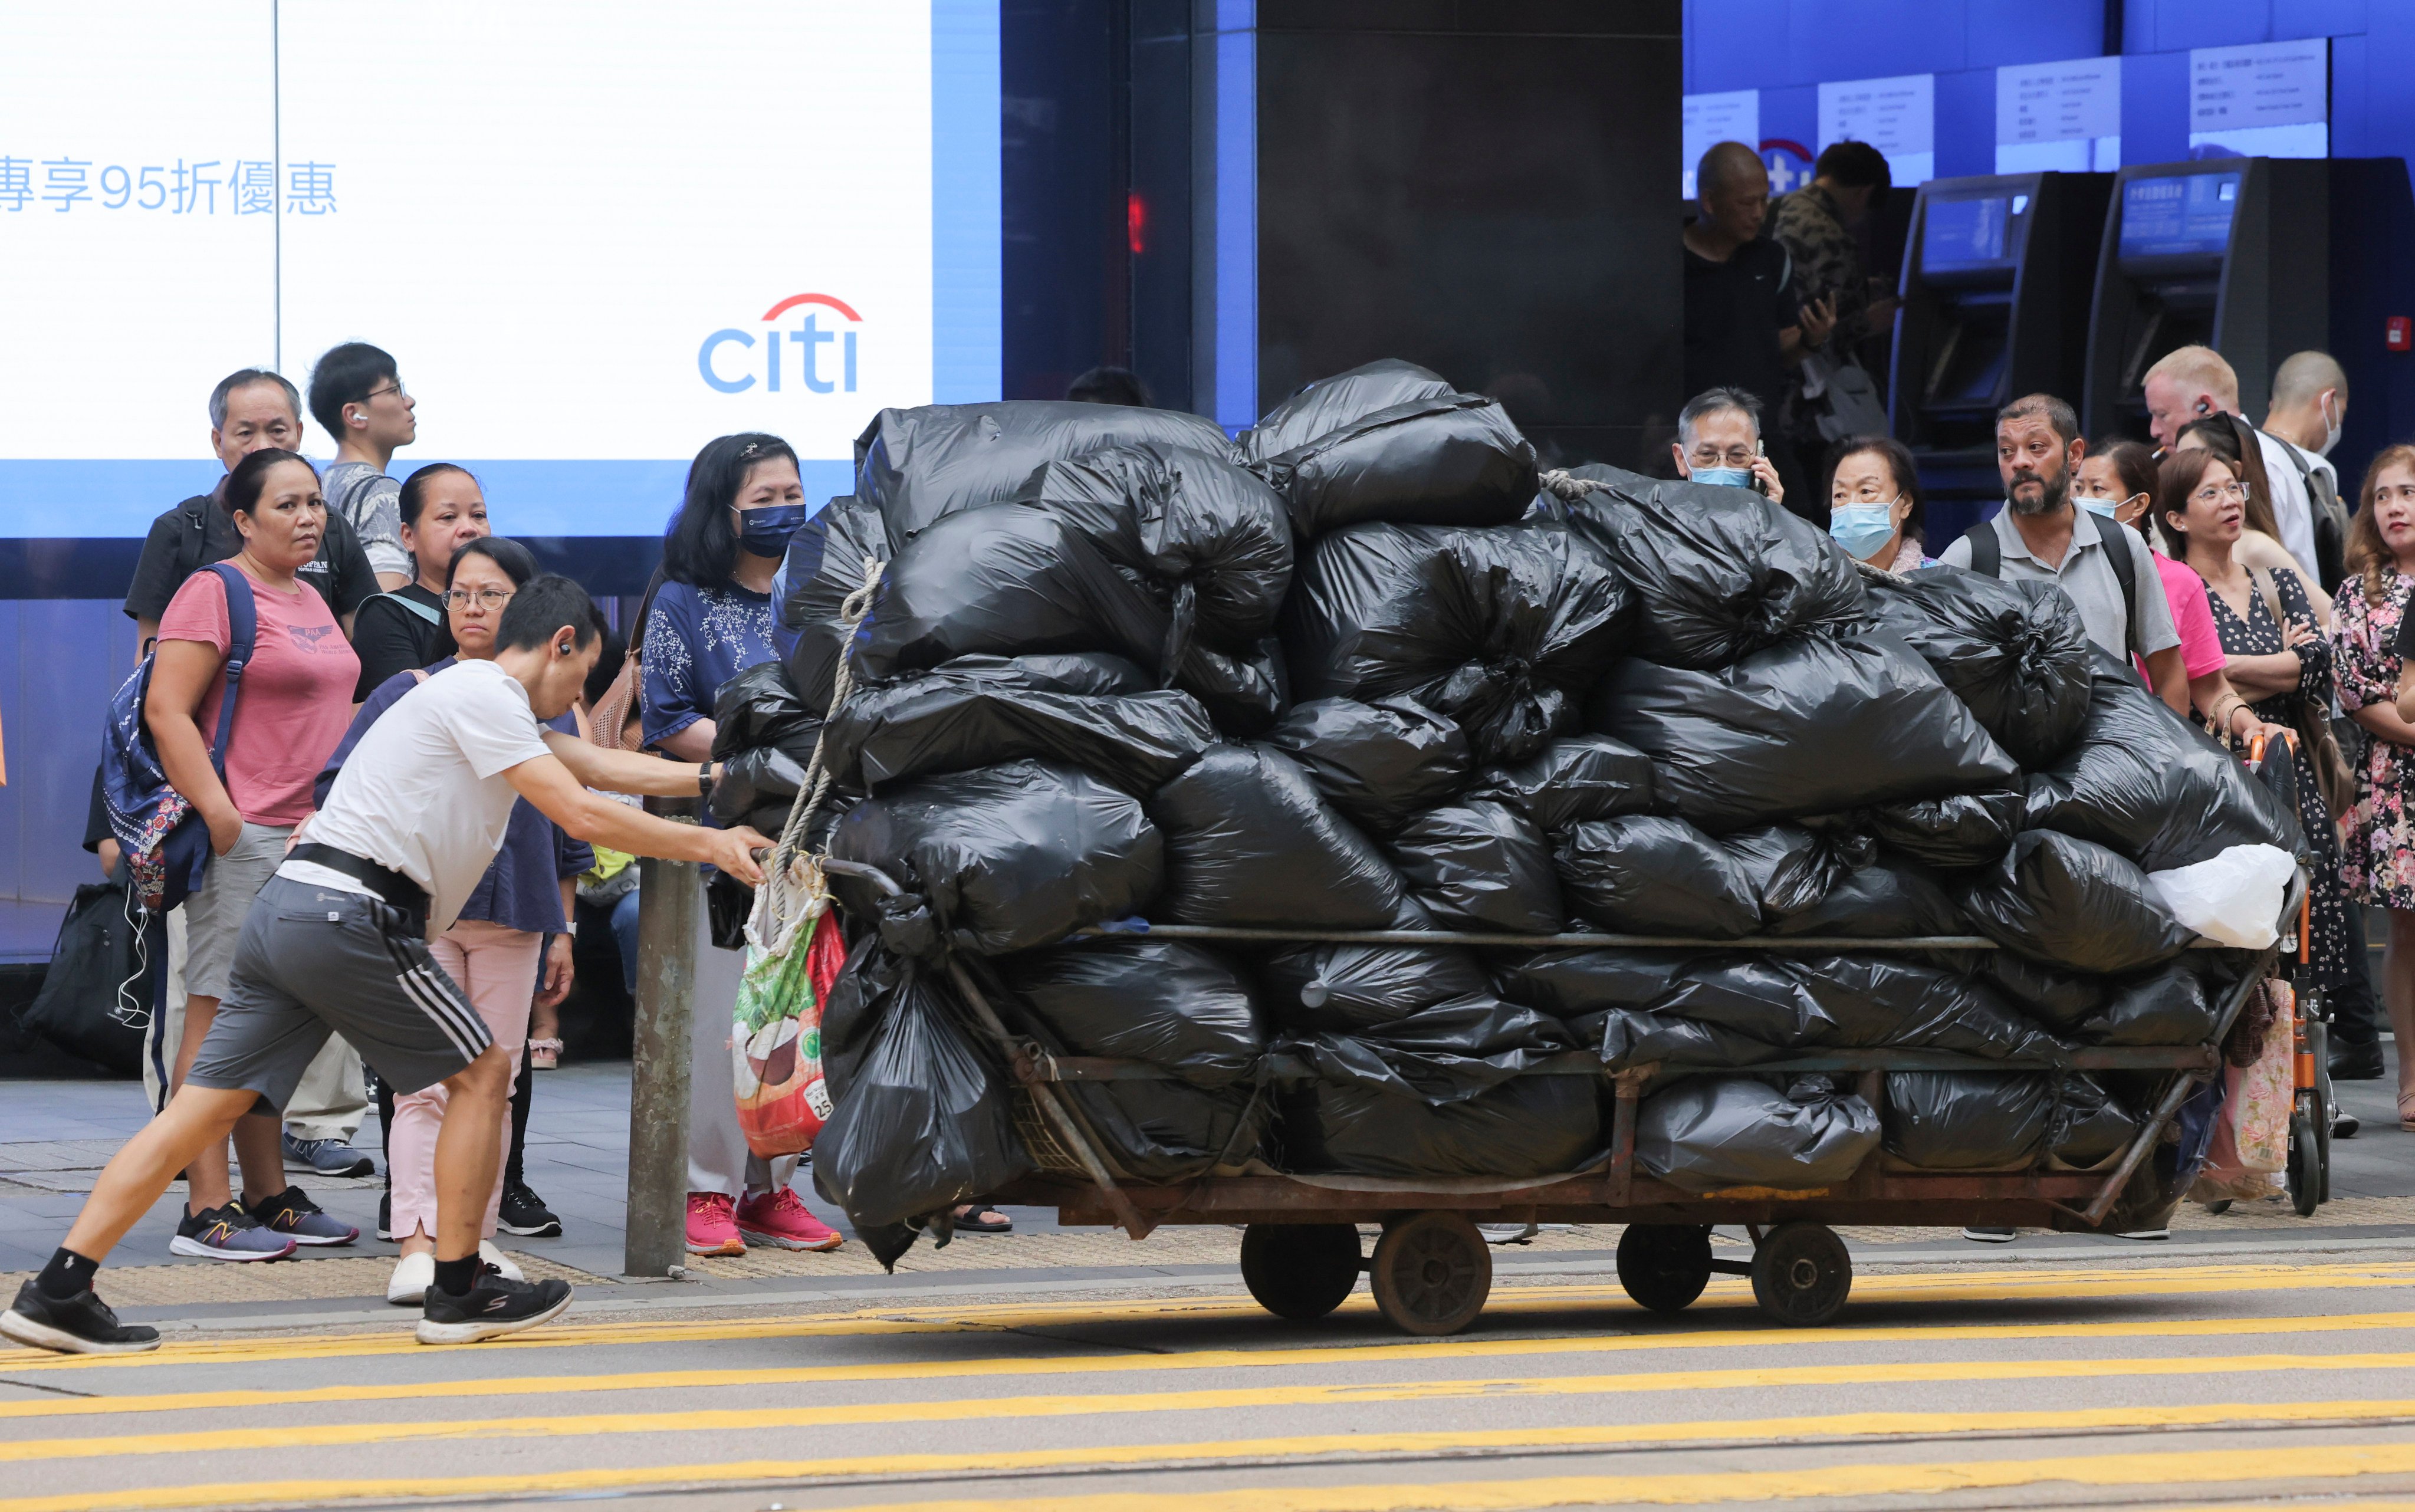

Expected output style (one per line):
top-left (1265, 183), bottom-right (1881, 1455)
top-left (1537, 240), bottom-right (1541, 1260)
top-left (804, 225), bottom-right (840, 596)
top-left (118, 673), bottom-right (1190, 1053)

top-left (1882, 1072), bottom-right (2138, 1169)
top-left (1860, 785), bottom-right (2028, 870)
top-left (2023, 652), bottom-right (2300, 871)
top-left (1974, 951), bottom-right (2108, 1033)
top-left (997, 938), bottom-right (1262, 1084)
top-left (709, 660), bottom-right (823, 765)
top-left (1150, 744), bottom-right (1405, 929)
top-left (1556, 465), bottom-right (1865, 669)
top-left (779, 496), bottom-right (895, 714)
top-left (2078, 959), bottom-right (2224, 1046)
top-left (1387, 801), bottom-right (1563, 934)
top-left (856, 399), bottom-right (1236, 540)
top-left (853, 501), bottom-right (1285, 731)
top-left (1635, 1074), bottom-right (1880, 1192)
top-left (827, 760), bottom-right (1162, 955)
top-left (1957, 830), bottom-right (2195, 975)
top-left (709, 746), bottom-right (809, 829)
top-left (1241, 359), bottom-right (1459, 462)
top-left (1724, 827), bottom-right (1969, 938)
top-left (1257, 393), bottom-right (1540, 537)
top-left (1468, 734), bottom-right (1657, 833)
top-left (1588, 629), bottom-right (2018, 832)
top-left (1251, 901), bottom-right (1495, 1036)
top-left (811, 949), bottom-right (1033, 1259)
top-left (823, 663), bottom-right (1214, 797)
top-left (1276, 1069), bottom-right (1599, 1178)
top-left (1591, 1008), bottom-right (1788, 1071)
top-left (1490, 948), bottom-right (1693, 1017)
top-left (1283, 521), bottom-right (1630, 766)
top-left (1266, 696), bottom-right (1470, 834)
top-left (1294, 994), bottom-right (1575, 1085)
top-left (1556, 815), bottom-right (1760, 938)
top-left (1658, 954), bottom-right (2068, 1061)
top-left (1864, 568), bottom-right (2094, 767)
top-left (1010, 442), bottom-right (1293, 644)
top-left (992, 943), bottom-right (1264, 1181)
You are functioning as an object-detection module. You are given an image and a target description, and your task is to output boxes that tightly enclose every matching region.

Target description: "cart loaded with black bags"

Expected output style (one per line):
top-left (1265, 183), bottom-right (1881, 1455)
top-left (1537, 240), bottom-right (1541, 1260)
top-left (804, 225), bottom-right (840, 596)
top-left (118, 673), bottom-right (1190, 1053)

top-left (712, 360), bottom-right (2319, 1335)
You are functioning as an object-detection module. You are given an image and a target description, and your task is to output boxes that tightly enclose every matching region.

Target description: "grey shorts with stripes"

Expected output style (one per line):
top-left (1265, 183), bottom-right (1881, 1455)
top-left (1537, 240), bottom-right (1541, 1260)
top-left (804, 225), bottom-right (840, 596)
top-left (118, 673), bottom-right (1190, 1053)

top-left (188, 875), bottom-right (493, 1110)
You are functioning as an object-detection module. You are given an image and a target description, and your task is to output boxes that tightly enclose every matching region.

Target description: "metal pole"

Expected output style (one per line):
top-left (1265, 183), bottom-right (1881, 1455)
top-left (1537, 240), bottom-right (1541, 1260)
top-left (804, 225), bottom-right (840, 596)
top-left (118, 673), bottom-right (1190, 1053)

top-left (625, 796), bottom-right (699, 1277)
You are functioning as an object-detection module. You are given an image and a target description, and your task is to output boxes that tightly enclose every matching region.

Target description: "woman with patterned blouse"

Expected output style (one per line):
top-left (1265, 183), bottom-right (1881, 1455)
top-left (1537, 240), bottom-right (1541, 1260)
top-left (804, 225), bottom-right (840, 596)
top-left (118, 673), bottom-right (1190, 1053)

top-left (2158, 448), bottom-right (2353, 1025)
top-left (639, 433), bottom-right (843, 1255)
top-left (2334, 443), bottom-right (2415, 1129)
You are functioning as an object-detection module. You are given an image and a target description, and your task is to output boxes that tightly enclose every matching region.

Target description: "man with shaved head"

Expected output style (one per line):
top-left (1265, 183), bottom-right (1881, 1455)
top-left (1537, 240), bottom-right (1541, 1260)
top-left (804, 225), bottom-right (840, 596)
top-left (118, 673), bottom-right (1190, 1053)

top-left (1682, 142), bottom-right (1823, 515)
top-left (2262, 350), bottom-right (2351, 589)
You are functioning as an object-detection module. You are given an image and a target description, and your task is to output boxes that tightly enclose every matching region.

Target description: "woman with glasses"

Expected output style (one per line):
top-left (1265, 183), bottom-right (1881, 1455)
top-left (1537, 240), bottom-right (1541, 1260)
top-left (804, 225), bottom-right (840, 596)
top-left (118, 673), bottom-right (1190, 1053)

top-left (639, 432), bottom-right (850, 1257)
top-left (314, 537), bottom-right (594, 1303)
top-left (349, 465), bottom-right (491, 701)
top-left (2157, 447), bottom-right (2351, 997)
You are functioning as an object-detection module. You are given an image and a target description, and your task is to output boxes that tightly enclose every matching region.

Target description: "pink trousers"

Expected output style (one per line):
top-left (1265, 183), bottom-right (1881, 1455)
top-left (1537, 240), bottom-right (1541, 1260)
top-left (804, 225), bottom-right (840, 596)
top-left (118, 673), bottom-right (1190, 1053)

top-left (388, 919), bottom-right (539, 1243)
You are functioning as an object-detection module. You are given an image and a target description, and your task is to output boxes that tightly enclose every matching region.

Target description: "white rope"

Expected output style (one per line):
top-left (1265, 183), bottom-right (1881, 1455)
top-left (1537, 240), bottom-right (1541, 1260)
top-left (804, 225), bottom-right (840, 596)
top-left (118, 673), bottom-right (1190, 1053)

top-left (1535, 468), bottom-right (1614, 503)
top-left (751, 551), bottom-right (886, 948)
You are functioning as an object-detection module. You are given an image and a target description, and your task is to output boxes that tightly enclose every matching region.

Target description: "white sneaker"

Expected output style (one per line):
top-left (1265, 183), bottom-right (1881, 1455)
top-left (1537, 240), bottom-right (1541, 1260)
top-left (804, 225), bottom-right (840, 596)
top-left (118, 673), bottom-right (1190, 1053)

top-left (1478, 1222), bottom-right (1538, 1245)
top-left (479, 1240), bottom-right (524, 1281)
top-left (387, 1251), bottom-right (434, 1306)
top-left (1961, 1227), bottom-right (2018, 1243)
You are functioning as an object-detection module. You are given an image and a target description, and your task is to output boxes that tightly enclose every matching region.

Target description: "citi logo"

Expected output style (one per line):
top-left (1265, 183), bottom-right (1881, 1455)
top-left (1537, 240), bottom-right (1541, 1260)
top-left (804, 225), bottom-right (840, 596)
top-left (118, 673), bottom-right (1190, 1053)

top-left (698, 293), bottom-right (860, 395)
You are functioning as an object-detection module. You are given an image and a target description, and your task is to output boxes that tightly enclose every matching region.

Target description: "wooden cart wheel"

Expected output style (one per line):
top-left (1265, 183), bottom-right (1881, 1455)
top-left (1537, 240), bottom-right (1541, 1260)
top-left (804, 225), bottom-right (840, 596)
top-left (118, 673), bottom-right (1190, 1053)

top-left (1616, 1224), bottom-right (1714, 1316)
top-left (1749, 1222), bottom-right (1851, 1327)
top-left (2288, 1096), bottom-right (2321, 1218)
top-left (1369, 1212), bottom-right (1492, 1336)
top-left (1239, 1224), bottom-right (1362, 1320)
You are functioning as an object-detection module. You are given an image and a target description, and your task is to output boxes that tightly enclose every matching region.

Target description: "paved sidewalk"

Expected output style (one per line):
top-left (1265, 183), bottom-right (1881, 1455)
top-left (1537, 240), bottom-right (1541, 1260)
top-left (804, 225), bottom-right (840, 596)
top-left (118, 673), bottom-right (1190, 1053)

top-left (2, 1048), bottom-right (2409, 1321)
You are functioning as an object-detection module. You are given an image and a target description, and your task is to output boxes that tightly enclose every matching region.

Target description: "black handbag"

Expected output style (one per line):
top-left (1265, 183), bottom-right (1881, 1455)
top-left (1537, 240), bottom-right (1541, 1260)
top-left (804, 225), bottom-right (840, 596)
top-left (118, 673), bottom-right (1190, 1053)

top-left (18, 876), bottom-right (151, 1076)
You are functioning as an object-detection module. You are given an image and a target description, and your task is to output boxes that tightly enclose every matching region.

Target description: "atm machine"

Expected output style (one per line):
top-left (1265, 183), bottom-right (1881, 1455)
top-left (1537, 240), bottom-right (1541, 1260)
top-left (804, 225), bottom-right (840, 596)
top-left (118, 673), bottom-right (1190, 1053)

top-left (2082, 157), bottom-right (2328, 441)
top-left (1888, 172), bottom-right (2111, 543)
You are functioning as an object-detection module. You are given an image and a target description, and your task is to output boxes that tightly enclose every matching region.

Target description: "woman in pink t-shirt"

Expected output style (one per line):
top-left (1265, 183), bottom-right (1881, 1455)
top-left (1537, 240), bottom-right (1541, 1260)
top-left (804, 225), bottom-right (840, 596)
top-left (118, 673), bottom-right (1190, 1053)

top-left (149, 448), bottom-right (362, 1259)
top-left (2081, 440), bottom-right (2275, 744)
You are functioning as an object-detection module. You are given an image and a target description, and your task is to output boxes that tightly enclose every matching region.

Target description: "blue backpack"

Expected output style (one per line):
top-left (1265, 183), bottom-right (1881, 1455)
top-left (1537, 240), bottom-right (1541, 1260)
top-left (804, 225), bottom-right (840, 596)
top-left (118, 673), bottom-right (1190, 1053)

top-left (101, 561), bottom-right (258, 912)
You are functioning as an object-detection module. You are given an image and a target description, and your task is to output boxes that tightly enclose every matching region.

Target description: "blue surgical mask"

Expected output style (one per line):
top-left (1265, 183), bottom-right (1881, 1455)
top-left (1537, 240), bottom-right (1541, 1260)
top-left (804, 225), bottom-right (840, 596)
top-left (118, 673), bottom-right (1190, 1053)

top-left (1692, 466), bottom-right (1753, 489)
top-left (2076, 495), bottom-right (2121, 519)
top-left (1829, 502), bottom-right (1897, 560)
top-left (735, 502), bottom-right (810, 557)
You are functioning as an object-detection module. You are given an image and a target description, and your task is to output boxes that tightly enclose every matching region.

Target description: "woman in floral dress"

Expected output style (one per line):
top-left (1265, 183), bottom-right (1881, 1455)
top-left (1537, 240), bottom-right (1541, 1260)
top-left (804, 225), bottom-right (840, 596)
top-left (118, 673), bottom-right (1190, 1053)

top-left (2329, 443), bottom-right (2415, 1129)
top-left (2159, 449), bottom-right (2352, 1018)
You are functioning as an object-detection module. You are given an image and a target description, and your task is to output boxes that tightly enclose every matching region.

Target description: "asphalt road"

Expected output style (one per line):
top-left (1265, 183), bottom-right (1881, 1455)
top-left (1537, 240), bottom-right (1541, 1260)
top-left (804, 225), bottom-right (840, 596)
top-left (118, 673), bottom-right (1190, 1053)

top-left (6, 1241), bottom-right (2415, 1512)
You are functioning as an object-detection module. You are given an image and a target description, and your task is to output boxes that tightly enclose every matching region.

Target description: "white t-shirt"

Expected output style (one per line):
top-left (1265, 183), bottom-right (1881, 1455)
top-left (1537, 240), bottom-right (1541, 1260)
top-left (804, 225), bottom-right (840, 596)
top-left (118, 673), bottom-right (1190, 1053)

top-left (2253, 426), bottom-right (2321, 578)
top-left (282, 659), bottom-right (554, 931)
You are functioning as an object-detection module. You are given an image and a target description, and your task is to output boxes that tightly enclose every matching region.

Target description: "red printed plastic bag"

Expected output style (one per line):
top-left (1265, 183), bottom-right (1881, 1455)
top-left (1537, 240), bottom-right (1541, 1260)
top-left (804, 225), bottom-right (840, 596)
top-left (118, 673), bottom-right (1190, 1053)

top-left (732, 891), bottom-right (846, 1159)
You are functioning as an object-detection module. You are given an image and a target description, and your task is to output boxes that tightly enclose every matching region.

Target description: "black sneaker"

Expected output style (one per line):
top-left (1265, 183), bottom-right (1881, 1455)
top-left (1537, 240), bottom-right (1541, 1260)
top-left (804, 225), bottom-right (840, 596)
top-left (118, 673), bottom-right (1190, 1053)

top-left (497, 1181), bottom-right (562, 1238)
top-left (0, 1280), bottom-right (160, 1355)
top-left (416, 1267), bottom-right (573, 1345)
top-left (376, 1192), bottom-right (394, 1243)
top-left (247, 1186), bottom-right (359, 1247)
top-left (2331, 1042), bottom-right (2386, 1081)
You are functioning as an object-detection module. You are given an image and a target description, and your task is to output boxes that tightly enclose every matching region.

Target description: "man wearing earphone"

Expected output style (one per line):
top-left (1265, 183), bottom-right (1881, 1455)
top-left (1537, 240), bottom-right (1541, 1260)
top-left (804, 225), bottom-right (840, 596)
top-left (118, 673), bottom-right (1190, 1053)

top-left (2141, 345), bottom-right (2322, 589)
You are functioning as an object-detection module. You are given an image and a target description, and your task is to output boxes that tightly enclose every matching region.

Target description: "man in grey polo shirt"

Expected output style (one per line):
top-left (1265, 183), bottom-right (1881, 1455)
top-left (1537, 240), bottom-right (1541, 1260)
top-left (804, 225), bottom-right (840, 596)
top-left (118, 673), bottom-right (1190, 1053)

top-left (1939, 393), bottom-right (2187, 708)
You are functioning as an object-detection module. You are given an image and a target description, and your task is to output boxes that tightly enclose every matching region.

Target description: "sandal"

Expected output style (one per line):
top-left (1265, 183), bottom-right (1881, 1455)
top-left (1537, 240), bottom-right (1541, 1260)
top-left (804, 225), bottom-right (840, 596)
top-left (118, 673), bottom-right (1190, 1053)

top-left (528, 1038), bottom-right (564, 1071)
top-left (950, 1204), bottom-right (1013, 1234)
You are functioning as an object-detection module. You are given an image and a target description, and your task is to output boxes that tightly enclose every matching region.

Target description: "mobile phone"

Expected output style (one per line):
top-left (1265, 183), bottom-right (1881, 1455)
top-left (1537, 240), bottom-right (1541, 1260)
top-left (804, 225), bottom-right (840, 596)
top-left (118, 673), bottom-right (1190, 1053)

top-left (1749, 440), bottom-right (1768, 495)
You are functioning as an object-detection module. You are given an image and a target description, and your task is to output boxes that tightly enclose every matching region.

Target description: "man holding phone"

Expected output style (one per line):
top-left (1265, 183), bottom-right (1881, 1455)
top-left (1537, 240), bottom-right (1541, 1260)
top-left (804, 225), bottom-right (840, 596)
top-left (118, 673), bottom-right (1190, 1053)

top-left (1671, 387), bottom-right (1789, 508)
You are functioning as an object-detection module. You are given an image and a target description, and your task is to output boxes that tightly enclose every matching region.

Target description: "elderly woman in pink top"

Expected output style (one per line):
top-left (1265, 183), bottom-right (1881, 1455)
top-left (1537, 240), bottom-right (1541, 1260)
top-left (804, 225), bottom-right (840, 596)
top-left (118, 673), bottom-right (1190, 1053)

top-left (2079, 439), bottom-right (2277, 743)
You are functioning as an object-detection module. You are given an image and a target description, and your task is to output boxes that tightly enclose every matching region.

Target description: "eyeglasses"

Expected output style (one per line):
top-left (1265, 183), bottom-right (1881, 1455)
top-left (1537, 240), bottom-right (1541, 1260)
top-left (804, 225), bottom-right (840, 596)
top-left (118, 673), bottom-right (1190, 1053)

top-left (2193, 481), bottom-right (2248, 505)
top-left (442, 587), bottom-right (513, 610)
top-left (361, 382), bottom-right (409, 404)
top-left (1687, 446), bottom-right (1756, 468)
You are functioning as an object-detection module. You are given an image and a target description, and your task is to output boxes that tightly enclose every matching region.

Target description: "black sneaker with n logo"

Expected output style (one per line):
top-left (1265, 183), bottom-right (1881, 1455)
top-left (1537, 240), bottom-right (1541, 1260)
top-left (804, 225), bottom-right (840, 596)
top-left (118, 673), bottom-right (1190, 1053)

top-left (415, 1266), bottom-right (573, 1345)
top-left (0, 1280), bottom-right (161, 1355)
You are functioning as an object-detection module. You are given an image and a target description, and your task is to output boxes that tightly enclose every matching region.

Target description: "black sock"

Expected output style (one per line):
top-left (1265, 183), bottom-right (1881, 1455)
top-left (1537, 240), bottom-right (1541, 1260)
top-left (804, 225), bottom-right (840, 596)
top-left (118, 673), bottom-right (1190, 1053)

top-left (36, 1248), bottom-right (99, 1301)
top-left (432, 1255), bottom-right (480, 1296)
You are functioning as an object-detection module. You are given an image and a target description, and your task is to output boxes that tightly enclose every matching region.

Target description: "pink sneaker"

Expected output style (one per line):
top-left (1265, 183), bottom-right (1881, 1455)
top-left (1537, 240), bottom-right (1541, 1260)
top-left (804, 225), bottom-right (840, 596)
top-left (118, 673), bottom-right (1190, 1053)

top-left (735, 1188), bottom-right (844, 1252)
top-left (685, 1192), bottom-right (745, 1256)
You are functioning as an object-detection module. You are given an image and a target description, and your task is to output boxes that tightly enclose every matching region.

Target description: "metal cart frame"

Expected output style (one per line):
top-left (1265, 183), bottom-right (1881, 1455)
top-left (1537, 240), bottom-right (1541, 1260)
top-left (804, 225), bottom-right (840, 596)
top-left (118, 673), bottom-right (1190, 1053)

top-left (821, 860), bottom-right (2309, 1335)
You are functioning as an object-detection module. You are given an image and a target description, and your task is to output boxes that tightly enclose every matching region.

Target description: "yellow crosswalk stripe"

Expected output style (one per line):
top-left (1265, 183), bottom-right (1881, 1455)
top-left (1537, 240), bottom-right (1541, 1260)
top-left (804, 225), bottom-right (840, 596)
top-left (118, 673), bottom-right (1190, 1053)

top-left (0, 1381), bottom-right (2410, 1465)
top-left (6, 1312), bottom-right (2415, 1421)
top-left (2, 1258), bottom-right (2407, 1373)
top-left (8, 1437), bottom-right (2415, 1512)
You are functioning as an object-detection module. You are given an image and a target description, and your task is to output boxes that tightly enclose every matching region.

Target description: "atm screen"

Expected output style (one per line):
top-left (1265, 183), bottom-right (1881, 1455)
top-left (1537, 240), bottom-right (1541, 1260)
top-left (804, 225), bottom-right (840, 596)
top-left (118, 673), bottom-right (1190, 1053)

top-left (1923, 196), bottom-right (2011, 269)
top-left (2120, 173), bottom-right (2241, 259)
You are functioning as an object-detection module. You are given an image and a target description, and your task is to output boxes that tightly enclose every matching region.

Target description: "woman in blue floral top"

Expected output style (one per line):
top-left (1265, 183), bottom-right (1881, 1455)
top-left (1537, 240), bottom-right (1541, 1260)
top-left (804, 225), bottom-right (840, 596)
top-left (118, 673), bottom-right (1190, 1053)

top-left (2331, 443), bottom-right (2415, 1128)
top-left (639, 433), bottom-right (842, 1255)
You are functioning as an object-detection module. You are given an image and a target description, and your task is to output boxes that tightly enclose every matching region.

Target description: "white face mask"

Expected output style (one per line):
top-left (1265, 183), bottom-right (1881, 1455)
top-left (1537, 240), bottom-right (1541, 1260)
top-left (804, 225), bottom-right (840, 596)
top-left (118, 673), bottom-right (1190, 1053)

top-left (2318, 393), bottom-right (2342, 457)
